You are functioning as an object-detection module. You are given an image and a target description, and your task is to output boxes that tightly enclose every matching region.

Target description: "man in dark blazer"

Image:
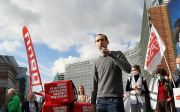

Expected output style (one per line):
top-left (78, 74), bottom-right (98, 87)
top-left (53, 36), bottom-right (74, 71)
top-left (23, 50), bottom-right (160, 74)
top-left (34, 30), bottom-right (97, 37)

top-left (22, 93), bottom-right (39, 112)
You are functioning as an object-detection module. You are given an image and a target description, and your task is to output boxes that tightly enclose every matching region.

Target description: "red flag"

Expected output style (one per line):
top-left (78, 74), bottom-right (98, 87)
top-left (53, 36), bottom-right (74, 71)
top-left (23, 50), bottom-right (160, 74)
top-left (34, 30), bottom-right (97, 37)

top-left (144, 25), bottom-right (166, 74)
top-left (22, 26), bottom-right (43, 92)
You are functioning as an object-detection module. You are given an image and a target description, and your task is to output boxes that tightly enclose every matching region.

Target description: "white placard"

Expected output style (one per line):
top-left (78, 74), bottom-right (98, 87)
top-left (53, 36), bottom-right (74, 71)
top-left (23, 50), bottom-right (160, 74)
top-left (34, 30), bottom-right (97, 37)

top-left (173, 88), bottom-right (180, 108)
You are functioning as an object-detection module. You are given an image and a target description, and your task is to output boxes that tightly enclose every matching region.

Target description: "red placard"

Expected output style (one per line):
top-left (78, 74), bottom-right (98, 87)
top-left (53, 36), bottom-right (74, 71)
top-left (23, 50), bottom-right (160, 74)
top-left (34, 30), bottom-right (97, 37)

top-left (73, 102), bottom-right (92, 112)
top-left (45, 80), bottom-right (76, 104)
top-left (176, 95), bottom-right (180, 100)
top-left (42, 103), bottom-right (69, 112)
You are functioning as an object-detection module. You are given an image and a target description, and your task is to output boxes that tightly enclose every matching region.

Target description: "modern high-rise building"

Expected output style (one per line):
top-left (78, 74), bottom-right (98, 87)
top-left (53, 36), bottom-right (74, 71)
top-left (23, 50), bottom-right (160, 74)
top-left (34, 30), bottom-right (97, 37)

top-left (64, 60), bottom-right (94, 96)
top-left (148, 3), bottom-right (176, 72)
top-left (168, 0), bottom-right (180, 56)
top-left (17, 67), bottom-right (28, 103)
top-left (139, 0), bottom-right (177, 73)
top-left (53, 72), bottom-right (65, 81)
top-left (145, 0), bottom-right (170, 8)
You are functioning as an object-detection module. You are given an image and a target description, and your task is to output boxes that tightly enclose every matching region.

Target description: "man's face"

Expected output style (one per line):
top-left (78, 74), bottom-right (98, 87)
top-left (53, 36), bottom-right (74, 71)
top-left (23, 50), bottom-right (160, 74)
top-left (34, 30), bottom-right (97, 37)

top-left (95, 35), bottom-right (109, 50)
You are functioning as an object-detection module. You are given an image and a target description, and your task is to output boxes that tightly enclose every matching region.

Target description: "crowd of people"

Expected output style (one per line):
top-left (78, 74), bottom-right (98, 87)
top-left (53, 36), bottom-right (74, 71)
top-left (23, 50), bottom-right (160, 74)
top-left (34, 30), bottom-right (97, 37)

top-left (5, 33), bottom-right (180, 112)
top-left (6, 88), bottom-right (40, 112)
top-left (90, 34), bottom-right (180, 112)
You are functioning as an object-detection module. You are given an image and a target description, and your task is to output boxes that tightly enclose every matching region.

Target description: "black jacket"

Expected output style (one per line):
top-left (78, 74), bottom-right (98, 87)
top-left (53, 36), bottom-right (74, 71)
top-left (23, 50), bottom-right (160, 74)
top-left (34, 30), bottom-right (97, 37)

top-left (21, 100), bottom-right (39, 112)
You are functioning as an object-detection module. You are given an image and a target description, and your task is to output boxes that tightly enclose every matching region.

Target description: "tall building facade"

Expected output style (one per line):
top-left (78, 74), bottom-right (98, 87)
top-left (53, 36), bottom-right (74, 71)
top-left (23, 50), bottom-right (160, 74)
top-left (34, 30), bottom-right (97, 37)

top-left (148, 4), bottom-right (176, 71)
top-left (0, 55), bottom-right (27, 111)
top-left (168, 0), bottom-right (180, 56)
top-left (54, 72), bottom-right (65, 81)
top-left (0, 55), bottom-right (19, 111)
top-left (140, 0), bottom-right (177, 74)
top-left (64, 60), bottom-right (94, 96)
top-left (17, 67), bottom-right (28, 103)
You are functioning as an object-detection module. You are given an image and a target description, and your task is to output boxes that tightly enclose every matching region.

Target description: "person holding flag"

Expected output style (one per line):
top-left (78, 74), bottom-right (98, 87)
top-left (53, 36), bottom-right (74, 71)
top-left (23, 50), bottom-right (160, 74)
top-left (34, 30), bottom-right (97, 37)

top-left (169, 56), bottom-right (180, 112)
top-left (154, 68), bottom-right (174, 112)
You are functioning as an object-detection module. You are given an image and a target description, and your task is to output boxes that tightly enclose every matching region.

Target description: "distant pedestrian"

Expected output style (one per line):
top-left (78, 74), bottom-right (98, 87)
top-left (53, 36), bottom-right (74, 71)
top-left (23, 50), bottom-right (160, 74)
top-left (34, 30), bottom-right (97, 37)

top-left (7, 88), bottom-right (21, 112)
top-left (91, 34), bottom-right (131, 112)
top-left (155, 68), bottom-right (174, 112)
top-left (169, 56), bottom-right (180, 112)
top-left (77, 85), bottom-right (90, 102)
top-left (126, 65), bottom-right (149, 112)
top-left (21, 93), bottom-right (39, 112)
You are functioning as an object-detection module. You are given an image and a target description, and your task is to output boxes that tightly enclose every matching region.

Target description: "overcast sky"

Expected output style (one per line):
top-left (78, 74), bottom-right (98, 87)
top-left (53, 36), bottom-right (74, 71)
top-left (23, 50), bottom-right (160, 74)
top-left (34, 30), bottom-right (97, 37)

top-left (0, 0), bottom-right (144, 84)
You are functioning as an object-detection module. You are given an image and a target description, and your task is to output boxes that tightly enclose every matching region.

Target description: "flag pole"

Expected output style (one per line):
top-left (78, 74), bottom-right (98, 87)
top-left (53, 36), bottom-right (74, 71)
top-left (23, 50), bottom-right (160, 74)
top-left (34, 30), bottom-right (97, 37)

top-left (163, 55), bottom-right (176, 88)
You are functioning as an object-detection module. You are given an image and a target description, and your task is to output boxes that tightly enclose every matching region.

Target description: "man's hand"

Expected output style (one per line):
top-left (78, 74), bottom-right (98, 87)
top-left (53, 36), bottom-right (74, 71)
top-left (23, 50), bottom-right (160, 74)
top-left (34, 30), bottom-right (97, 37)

top-left (100, 47), bottom-right (110, 56)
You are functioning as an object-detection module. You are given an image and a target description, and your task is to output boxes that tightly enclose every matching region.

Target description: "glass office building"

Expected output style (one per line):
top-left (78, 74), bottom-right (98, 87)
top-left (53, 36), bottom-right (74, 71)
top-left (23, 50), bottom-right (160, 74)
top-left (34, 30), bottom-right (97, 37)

top-left (64, 60), bottom-right (94, 96)
top-left (54, 72), bottom-right (65, 81)
top-left (168, 0), bottom-right (180, 56)
top-left (140, 0), bottom-right (177, 72)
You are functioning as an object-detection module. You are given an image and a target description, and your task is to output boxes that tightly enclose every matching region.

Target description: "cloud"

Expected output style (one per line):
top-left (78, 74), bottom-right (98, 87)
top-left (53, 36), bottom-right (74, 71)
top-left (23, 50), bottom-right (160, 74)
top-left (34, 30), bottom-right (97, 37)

top-left (0, 0), bottom-right (41, 26)
top-left (0, 40), bottom-right (22, 52)
top-left (0, 0), bottom-right (143, 52)
top-left (51, 56), bottom-right (81, 75)
top-left (0, 0), bottom-right (41, 50)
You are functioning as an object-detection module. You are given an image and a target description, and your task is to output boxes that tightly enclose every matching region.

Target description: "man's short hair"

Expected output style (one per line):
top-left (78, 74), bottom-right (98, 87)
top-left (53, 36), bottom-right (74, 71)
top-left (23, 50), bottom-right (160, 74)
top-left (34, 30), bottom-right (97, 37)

top-left (96, 34), bottom-right (109, 42)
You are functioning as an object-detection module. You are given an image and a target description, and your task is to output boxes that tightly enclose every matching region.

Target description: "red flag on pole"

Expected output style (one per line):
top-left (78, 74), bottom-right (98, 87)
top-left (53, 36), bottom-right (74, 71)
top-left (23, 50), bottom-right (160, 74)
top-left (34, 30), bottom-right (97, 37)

top-left (22, 26), bottom-right (43, 92)
top-left (144, 24), bottom-right (166, 74)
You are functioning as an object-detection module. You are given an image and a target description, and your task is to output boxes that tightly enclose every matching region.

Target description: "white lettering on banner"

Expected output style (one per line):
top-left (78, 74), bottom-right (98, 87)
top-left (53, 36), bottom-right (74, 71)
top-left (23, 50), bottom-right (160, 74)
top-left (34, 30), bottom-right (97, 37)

top-left (145, 32), bottom-right (160, 67)
top-left (28, 46), bottom-right (34, 59)
top-left (82, 106), bottom-right (91, 112)
top-left (49, 83), bottom-right (68, 99)
top-left (30, 58), bottom-right (37, 72)
top-left (22, 26), bottom-right (41, 86)
top-left (24, 32), bottom-right (37, 72)
top-left (53, 106), bottom-right (67, 112)
top-left (24, 32), bottom-right (31, 46)
top-left (32, 72), bottom-right (40, 85)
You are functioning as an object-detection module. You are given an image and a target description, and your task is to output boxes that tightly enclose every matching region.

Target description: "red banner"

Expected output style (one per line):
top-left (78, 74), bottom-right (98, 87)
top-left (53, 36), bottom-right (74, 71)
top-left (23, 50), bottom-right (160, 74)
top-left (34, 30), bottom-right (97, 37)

top-left (144, 32), bottom-right (160, 67)
top-left (22, 26), bottom-right (43, 91)
top-left (144, 25), bottom-right (166, 74)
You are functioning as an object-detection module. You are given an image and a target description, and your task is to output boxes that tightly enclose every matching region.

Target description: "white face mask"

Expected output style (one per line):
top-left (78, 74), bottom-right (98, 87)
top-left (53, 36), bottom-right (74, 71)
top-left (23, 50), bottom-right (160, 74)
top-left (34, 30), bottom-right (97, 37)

top-left (177, 64), bottom-right (180, 70)
top-left (165, 76), bottom-right (168, 80)
top-left (132, 71), bottom-right (139, 75)
top-left (157, 75), bottom-right (165, 81)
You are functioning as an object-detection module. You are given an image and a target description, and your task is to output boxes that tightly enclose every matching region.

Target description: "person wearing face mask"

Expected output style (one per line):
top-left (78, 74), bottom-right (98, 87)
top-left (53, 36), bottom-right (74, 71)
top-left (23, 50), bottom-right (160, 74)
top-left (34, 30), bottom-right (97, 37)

top-left (169, 56), bottom-right (180, 112)
top-left (126, 65), bottom-right (149, 112)
top-left (155, 68), bottom-right (174, 112)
